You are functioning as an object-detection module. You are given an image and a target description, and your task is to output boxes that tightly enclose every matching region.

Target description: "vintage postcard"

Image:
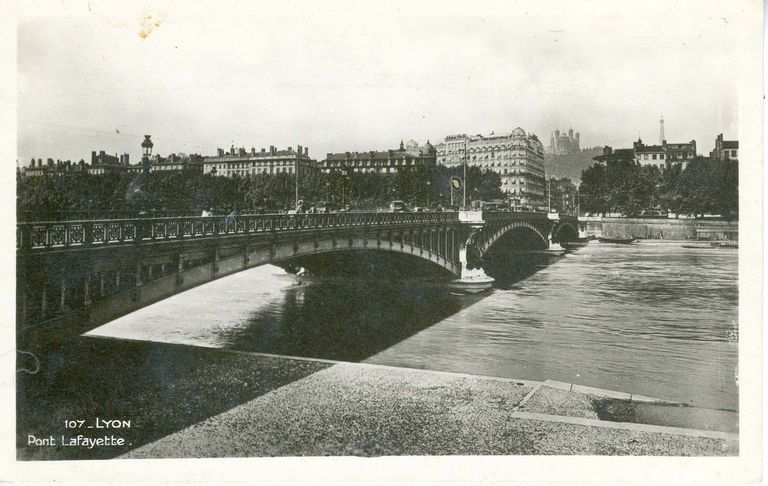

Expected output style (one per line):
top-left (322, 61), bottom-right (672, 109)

top-left (2, 0), bottom-right (762, 483)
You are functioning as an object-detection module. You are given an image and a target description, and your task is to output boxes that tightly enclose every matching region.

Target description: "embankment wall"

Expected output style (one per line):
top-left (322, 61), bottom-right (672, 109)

top-left (583, 218), bottom-right (738, 240)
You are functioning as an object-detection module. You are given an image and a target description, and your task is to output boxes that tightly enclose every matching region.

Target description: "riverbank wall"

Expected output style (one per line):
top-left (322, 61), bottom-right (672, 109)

top-left (582, 217), bottom-right (738, 241)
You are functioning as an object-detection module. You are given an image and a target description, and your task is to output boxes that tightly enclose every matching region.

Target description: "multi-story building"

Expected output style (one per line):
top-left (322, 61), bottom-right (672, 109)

top-left (548, 128), bottom-right (580, 155)
top-left (203, 145), bottom-right (316, 177)
top-left (631, 138), bottom-right (697, 169)
top-left (435, 127), bottom-right (546, 209)
top-left (710, 134), bottom-right (738, 161)
top-left (88, 150), bottom-right (131, 175)
top-left (664, 140), bottom-right (697, 166)
top-left (593, 146), bottom-right (636, 167)
top-left (22, 158), bottom-right (88, 177)
top-left (144, 153), bottom-right (204, 173)
top-left (633, 138), bottom-right (666, 169)
top-left (319, 140), bottom-right (436, 175)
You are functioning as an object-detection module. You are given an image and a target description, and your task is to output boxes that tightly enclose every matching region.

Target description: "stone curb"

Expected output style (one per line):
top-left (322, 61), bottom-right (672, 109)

top-left (543, 380), bottom-right (683, 405)
top-left (511, 411), bottom-right (739, 442)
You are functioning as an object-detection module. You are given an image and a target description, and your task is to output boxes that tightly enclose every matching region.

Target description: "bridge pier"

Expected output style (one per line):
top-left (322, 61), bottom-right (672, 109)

top-left (84, 275), bottom-right (92, 306)
top-left (40, 285), bottom-right (48, 319)
top-left (548, 239), bottom-right (564, 251)
top-left (447, 248), bottom-right (494, 293)
top-left (449, 214), bottom-right (495, 293)
top-left (59, 279), bottom-right (67, 312)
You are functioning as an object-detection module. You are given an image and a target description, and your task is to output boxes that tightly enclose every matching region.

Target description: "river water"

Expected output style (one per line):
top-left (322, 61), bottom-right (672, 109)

top-left (88, 242), bottom-right (738, 411)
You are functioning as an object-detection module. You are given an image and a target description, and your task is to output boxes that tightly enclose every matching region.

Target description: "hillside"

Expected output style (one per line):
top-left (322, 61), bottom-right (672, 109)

top-left (544, 147), bottom-right (603, 184)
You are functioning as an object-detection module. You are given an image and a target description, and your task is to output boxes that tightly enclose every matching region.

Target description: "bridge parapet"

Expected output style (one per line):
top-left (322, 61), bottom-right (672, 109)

top-left (17, 211), bottom-right (460, 253)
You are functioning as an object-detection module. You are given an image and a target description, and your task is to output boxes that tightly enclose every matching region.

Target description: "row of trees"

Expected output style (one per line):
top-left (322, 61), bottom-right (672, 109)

top-left (579, 158), bottom-right (738, 219)
top-left (18, 166), bottom-right (505, 220)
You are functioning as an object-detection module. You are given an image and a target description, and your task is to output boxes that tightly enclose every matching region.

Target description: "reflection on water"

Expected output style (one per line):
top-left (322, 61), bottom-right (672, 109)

top-left (89, 242), bottom-right (738, 410)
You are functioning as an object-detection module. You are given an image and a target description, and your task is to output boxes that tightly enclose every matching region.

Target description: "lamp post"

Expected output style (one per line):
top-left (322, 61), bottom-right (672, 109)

top-left (426, 180), bottom-right (431, 208)
top-left (548, 177), bottom-right (552, 212)
top-left (463, 139), bottom-right (467, 209)
top-left (295, 156), bottom-right (299, 209)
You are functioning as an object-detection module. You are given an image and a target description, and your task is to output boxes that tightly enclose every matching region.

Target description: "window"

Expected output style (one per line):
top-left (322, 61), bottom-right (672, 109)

top-left (652, 154), bottom-right (657, 160)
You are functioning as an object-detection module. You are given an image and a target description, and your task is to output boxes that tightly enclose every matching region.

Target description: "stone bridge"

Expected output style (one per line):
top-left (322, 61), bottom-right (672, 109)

top-left (16, 211), bottom-right (579, 348)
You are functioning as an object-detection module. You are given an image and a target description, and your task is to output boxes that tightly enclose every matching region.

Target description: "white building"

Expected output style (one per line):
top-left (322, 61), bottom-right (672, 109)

top-left (435, 127), bottom-right (546, 209)
top-left (203, 145), bottom-right (316, 177)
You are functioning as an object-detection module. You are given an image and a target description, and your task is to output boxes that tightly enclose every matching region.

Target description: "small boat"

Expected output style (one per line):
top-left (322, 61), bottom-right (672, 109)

top-left (681, 245), bottom-right (713, 249)
top-left (598, 237), bottom-right (636, 244)
top-left (710, 241), bottom-right (738, 249)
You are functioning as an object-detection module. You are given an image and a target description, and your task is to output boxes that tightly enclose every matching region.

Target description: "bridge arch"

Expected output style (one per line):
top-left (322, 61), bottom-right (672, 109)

top-left (252, 236), bottom-right (459, 278)
top-left (550, 221), bottom-right (579, 243)
top-left (477, 221), bottom-right (550, 255)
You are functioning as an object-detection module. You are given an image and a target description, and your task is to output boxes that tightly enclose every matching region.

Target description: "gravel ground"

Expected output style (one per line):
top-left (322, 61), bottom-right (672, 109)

top-left (17, 337), bottom-right (331, 460)
top-left (125, 363), bottom-right (736, 458)
top-left (521, 386), bottom-right (599, 419)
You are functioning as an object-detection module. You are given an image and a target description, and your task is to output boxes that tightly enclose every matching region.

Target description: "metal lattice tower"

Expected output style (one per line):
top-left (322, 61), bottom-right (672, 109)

top-left (659, 115), bottom-right (665, 144)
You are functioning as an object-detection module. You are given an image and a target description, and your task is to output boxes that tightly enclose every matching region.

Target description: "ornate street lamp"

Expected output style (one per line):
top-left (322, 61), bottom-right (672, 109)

top-left (141, 135), bottom-right (153, 175)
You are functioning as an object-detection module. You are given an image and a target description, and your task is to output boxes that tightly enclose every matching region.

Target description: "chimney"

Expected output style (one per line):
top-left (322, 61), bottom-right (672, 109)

top-left (304, 147), bottom-right (309, 156)
top-left (270, 146), bottom-right (275, 154)
top-left (251, 147), bottom-right (256, 155)
top-left (91, 151), bottom-right (97, 164)
top-left (297, 145), bottom-right (302, 156)
top-left (261, 148), bottom-right (266, 154)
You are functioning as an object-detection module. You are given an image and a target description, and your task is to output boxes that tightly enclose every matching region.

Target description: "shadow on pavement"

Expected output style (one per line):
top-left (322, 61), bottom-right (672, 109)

top-left (17, 336), bottom-right (331, 460)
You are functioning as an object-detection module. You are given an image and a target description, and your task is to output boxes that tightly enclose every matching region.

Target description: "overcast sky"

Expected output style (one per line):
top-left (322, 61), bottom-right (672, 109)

top-left (17, 0), bottom-right (743, 165)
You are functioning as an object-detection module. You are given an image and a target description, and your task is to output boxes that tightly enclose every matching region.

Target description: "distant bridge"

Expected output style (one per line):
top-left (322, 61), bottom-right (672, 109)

top-left (16, 211), bottom-right (579, 347)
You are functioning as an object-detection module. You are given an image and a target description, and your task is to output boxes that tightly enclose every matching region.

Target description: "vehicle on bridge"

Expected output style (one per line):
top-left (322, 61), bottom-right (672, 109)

top-left (472, 200), bottom-right (509, 212)
top-left (389, 200), bottom-right (408, 212)
top-left (314, 201), bottom-right (339, 213)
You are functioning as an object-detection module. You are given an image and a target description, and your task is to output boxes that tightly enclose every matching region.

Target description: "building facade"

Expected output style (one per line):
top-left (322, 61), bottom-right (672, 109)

top-left (607, 138), bottom-right (699, 170)
top-left (87, 150), bottom-right (131, 175)
top-left (22, 158), bottom-right (88, 177)
top-left (203, 145), bottom-right (316, 177)
top-left (548, 128), bottom-right (580, 155)
top-left (435, 127), bottom-right (546, 209)
top-left (319, 140), bottom-right (436, 175)
top-left (633, 139), bottom-right (667, 169)
top-left (710, 134), bottom-right (738, 161)
top-left (593, 146), bottom-right (636, 167)
top-left (143, 153), bottom-right (205, 173)
top-left (664, 140), bottom-right (697, 166)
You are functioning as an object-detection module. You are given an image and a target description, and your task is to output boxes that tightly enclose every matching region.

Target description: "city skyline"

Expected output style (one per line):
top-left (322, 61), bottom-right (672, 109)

top-left (17, 1), bottom-right (740, 165)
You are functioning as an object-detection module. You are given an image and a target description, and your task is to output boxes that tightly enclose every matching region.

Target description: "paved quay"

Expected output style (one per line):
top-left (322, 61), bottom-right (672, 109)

top-left (124, 356), bottom-right (738, 458)
top-left (17, 336), bottom-right (737, 460)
